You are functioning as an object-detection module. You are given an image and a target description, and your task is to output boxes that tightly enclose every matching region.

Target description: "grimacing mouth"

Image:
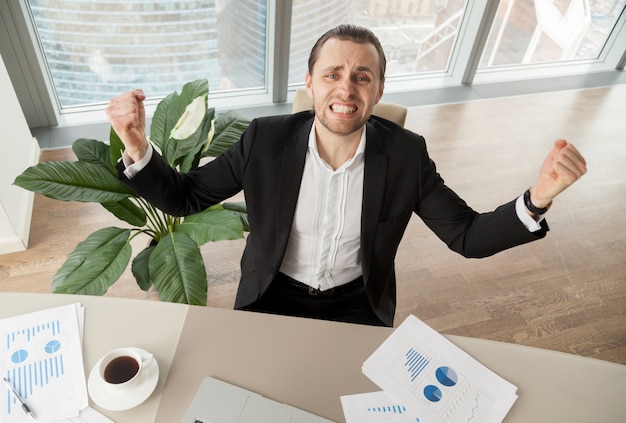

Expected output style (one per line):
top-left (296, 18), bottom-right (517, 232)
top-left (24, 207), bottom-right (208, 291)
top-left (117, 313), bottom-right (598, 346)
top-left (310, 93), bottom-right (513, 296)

top-left (330, 103), bottom-right (358, 114)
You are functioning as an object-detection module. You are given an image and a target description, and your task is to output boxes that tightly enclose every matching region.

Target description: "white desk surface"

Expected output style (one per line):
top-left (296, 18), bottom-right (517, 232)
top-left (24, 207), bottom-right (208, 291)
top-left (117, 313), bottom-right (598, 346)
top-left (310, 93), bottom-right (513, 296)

top-left (1, 293), bottom-right (625, 422)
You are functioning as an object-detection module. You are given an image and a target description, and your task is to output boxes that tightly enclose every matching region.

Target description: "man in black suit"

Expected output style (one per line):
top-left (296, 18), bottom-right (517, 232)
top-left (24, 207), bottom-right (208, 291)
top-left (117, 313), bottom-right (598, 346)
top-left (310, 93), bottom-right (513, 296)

top-left (106, 25), bottom-right (586, 327)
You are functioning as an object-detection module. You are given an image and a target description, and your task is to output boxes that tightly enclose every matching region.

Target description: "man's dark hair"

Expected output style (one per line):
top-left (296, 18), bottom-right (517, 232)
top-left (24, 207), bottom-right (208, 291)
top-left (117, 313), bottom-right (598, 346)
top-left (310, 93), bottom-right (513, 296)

top-left (308, 24), bottom-right (386, 81)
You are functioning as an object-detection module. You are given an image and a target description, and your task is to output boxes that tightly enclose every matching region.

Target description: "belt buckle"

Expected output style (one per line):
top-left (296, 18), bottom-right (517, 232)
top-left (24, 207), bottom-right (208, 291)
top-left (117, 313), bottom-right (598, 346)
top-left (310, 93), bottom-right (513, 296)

top-left (307, 286), bottom-right (320, 296)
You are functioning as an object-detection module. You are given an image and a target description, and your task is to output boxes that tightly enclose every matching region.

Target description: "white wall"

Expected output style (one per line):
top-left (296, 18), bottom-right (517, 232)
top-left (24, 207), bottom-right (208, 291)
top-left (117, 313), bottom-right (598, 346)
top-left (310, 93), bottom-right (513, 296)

top-left (0, 52), bottom-right (40, 254)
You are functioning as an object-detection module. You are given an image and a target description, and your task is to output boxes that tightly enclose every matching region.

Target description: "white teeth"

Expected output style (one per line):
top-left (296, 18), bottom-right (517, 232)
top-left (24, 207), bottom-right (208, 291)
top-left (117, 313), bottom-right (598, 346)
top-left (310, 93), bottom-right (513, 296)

top-left (331, 104), bottom-right (356, 114)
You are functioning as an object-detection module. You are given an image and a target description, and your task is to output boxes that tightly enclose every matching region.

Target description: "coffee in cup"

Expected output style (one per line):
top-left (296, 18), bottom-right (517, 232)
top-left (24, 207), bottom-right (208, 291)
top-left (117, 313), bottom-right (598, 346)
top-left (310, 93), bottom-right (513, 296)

top-left (104, 355), bottom-right (140, 384)
top-left (98, 348), bottom-right (154, 390)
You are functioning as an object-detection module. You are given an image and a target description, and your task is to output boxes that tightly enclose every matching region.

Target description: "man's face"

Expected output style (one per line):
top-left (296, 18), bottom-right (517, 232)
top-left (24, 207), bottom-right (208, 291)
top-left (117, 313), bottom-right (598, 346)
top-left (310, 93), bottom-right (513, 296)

top-left (305, 38), bottom-right (384, 138)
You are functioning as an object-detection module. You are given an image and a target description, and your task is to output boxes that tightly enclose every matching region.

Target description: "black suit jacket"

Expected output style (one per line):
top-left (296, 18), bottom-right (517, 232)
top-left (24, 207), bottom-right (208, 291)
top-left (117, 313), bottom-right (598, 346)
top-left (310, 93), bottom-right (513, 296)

top-left (119, 112), bottom-right (547, 326)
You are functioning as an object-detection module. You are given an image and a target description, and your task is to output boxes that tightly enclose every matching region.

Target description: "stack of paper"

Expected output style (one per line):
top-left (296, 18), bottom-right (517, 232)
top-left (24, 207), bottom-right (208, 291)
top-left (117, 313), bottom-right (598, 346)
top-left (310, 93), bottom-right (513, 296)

top-left (0, 303), bottom-right (112, 423)
top-left (342, 315), bottom-right (518, 423)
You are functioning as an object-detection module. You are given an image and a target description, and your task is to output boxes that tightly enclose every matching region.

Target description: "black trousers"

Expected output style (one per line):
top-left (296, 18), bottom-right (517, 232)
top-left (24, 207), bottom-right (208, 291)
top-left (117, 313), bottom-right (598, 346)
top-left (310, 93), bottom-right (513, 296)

top-left (238, 272), bottom-right (387, 327)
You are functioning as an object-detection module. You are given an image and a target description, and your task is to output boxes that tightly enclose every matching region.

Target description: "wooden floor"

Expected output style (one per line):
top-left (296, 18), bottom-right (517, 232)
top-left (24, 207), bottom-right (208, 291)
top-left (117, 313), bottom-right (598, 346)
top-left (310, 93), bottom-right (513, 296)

top-left (2, 85), bottom-right (625, 365)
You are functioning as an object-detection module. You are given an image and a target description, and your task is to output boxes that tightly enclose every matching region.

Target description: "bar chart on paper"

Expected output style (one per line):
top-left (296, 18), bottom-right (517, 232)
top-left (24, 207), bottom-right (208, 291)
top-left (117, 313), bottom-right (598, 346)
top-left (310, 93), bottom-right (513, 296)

top-left (389, 346), bottom-right (431, 385)
top-left (1, 304), bottom-right (88, 422)
top-left (341, 391), bottom-right (422, 423)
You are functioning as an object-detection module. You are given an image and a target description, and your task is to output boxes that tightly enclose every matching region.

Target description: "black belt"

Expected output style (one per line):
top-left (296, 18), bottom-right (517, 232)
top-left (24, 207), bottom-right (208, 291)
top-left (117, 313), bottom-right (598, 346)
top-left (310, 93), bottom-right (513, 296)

top-left (277, 273), bottom-right (363, 297)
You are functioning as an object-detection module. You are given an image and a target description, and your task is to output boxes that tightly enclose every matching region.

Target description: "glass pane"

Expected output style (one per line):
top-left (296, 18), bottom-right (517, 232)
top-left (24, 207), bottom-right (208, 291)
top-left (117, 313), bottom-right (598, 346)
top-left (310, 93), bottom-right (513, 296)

top-left (480, 0), bottom-right (626, 68)
top-left (27, 0), bottom-right (267, 108)
top-left (288, 0), bottom-right (468, 85)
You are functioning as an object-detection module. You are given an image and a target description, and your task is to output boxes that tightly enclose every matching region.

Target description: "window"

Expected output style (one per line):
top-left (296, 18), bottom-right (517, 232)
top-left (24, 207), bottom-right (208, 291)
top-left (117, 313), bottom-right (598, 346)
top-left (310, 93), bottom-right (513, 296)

top-left (288, 0), bottom-right (467, 86)
top-left (27, 0), bottom-right (267, 109)
top-left (479, 0), bottom-right (626, 68)
top-left (3, 0), bottom-right (624, 127)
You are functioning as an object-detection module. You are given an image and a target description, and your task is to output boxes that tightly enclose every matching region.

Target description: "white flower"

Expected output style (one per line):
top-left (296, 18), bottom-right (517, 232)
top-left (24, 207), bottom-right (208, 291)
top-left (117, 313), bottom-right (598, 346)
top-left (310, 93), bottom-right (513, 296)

top-left (170, 94), bottom-right (207, 139)
top-left (201, 117), bottom-right (216, 153)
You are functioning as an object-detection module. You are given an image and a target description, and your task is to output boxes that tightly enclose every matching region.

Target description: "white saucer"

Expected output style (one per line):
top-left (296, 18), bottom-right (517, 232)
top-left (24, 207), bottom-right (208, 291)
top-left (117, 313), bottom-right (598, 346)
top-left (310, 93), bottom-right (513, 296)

top-left (88, 348), bottom-right (159, 411)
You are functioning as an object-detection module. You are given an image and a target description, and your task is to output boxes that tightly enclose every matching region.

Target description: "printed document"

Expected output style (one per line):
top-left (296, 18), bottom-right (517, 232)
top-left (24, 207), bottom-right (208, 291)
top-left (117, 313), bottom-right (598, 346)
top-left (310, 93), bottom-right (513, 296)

top-left (355, 315), bottom-right (518, 423)
top-left (0, 303), bottom-right (107, 423)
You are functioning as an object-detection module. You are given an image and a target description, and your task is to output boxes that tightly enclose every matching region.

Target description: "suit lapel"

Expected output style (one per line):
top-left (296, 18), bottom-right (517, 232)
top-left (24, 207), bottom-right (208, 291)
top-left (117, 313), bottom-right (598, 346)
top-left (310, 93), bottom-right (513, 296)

top-left (361, 122), bottom-right (388, 279)
top-left (275, 118), bottom-right (312, 244)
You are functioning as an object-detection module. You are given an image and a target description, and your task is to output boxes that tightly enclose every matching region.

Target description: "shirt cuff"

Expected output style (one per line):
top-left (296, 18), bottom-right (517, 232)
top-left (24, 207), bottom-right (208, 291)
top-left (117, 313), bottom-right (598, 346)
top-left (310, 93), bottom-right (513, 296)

top-left (122, 143), bottom-right (154, 179)
top-left (515, 194), bottom-right (545, 232)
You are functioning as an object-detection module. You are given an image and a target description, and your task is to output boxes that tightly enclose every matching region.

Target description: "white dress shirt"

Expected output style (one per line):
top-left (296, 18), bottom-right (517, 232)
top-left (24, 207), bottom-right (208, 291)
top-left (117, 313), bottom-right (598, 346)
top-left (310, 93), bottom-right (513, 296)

top-left (279, 124), bottom-right (366, 291)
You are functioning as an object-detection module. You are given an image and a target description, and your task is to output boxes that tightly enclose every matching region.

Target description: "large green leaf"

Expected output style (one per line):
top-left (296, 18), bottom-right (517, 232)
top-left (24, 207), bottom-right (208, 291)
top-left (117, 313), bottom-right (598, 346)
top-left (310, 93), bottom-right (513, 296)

top-left (101, 198), bottom-right (147, 226)
top-left (150, 79), bottom-right (209, 165)
top-left (223, 201), bottom-right (250, 232)
top-left (72, 138), bottom-right (113, 173)
top-left (221, 201), bottom-right (247, 213)
top-left (203, 111), bottom-right (250, 157)
top-left (178, 208), bottom-right (244, 245)
top-left (14, 161), bottom-right (133, 203)
top-left (168, 107), bottom-right (214, 172)
top-left (178, 79), bottom-right (209, 107)
top-left (52, 227), bottom-right (131, 295)
top-left (150, 91), bottom-right (177, 153)
top-left (149, 232), bottom-right (207, 305)
top-left (109, 127), bottom-right (125, 167)
top-left (176, 108), bottom-right (216, 173)
top-left (132, 245), bottom-right (155, 291)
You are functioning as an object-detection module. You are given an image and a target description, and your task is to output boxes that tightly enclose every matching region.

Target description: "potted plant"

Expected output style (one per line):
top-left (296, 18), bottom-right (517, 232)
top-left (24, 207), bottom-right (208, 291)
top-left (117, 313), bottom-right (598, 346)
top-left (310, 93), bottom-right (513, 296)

top-left (14, 79), bottom-right (250, 306)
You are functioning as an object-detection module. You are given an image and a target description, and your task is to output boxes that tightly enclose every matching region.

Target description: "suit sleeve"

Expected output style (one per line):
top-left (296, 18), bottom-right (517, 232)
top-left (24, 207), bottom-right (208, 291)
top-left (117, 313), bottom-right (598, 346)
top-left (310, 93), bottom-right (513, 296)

top-left (116, 119), bottom-right (259, 216)
top-left (415, 146), bottom-right (548, 259)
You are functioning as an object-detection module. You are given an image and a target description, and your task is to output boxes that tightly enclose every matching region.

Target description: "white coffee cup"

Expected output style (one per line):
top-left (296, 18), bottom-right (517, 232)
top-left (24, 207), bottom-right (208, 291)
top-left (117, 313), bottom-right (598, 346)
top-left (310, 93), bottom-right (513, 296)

top-left (98, 347), bottom-right (154, 391)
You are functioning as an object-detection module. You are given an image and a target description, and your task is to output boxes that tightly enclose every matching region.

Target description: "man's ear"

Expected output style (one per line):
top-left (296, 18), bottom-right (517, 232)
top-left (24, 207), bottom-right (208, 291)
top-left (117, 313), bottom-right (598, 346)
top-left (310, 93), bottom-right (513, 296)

top-left (305, 72), bottom-right (313, 98)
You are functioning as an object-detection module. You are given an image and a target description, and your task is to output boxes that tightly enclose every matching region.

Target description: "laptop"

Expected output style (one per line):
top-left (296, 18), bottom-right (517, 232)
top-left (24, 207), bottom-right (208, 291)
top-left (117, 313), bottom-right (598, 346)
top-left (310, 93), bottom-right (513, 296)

top-left (182, 376), bottom-right (335, 423)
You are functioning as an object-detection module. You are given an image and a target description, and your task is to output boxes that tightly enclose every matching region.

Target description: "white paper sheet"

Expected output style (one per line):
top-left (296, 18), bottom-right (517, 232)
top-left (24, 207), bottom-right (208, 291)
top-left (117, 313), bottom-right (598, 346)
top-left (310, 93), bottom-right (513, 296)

top-left (1, 303), bottom-right (89, 423)
top-left (361, 315), bottom-right (518, 423)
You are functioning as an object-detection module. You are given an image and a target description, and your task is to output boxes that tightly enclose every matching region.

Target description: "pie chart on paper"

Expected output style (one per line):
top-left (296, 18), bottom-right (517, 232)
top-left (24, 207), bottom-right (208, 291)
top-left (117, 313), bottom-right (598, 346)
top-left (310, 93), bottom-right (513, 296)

top-left (424, 385), bottom-right (442, 402)
top-left (435, 366), bottom-right (458, 387)
top-left (11, 349), bottom-right (28, 364)
top-left (45, 340), bottom-right (62, 354)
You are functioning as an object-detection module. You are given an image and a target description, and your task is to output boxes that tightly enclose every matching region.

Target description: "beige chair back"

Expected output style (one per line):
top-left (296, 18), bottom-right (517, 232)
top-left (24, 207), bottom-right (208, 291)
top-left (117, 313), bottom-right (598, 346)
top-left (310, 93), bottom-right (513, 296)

top-left (291, 88), bottom-right (407, 127)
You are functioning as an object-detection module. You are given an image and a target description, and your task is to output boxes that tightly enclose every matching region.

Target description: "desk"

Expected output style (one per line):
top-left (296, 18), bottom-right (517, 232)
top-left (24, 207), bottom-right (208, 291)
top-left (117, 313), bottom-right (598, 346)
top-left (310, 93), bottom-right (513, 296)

top-left (1, 293), bottom-right (624, 422)
top-left (0, 293), bottom-right (186, 423)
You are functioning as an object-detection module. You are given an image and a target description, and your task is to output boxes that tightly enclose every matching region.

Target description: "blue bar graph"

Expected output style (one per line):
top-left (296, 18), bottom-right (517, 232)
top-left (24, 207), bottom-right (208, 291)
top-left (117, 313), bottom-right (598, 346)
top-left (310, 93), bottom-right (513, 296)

top-left (368, 405), bottom-right (409, 414)
top-left (5, 320), bottom-right (61, 350)
top-left (365, 404), bottom-right (421, 422)
top-left (405, 348), bottom-right (429, 382)
top-left (6, 354), bottom-right (66, 414)
top-left (385, 345), bottom-right (433, 390)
